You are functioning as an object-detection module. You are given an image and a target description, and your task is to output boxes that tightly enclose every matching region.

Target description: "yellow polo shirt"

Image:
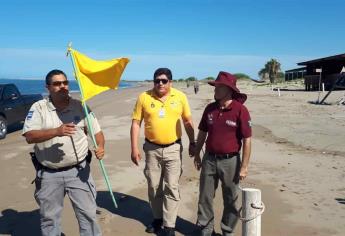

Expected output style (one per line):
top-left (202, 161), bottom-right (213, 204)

top-left (132, 87), bottom-right (191, 145)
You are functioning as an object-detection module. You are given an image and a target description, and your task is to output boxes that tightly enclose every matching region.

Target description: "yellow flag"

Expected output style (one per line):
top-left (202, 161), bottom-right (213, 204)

top-left (71, 49), bottom-right (129, 101)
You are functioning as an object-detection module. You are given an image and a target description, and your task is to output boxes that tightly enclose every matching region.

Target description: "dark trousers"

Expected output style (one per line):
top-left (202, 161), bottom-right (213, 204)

top-left (197, 152), bottom-right (241, 235)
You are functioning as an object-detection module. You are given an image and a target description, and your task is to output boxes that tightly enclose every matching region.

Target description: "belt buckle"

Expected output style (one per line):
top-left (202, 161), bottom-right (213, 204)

top-left (214, 154), bottom-right (224, 159)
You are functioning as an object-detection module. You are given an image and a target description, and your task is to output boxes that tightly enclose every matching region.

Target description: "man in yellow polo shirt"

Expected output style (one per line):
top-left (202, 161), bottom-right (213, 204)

top-left (131, 68), bottom-right (195, 236)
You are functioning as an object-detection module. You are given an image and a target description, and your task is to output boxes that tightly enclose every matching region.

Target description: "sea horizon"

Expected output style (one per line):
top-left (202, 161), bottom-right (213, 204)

top-left (0, 78), bottom-right (137, 95)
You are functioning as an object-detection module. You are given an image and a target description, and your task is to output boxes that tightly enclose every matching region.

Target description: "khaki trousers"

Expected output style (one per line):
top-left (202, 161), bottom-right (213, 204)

top-left (143, 141), bottom-right (183, 228)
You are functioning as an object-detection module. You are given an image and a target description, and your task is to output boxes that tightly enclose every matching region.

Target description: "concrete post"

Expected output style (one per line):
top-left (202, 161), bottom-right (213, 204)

top-left (242, 188), bottom-right (263, 236)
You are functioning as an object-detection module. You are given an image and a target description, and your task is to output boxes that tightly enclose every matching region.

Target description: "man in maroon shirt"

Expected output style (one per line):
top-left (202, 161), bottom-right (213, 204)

top-left (194, 71), bottom-right (252, 236)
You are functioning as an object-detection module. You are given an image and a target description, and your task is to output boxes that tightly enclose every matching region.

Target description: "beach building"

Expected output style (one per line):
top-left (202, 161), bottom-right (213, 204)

top-left (285, 53), bottom-right (345, 91)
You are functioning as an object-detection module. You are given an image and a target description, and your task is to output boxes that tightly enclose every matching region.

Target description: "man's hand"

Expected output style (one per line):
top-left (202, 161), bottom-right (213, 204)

top-left (194, 153), bottom-right (202, 171)
top-left (240, 137), bottom-right (251, 181)
top-left (94, 146), bottom-right (105, 160)
top-left (131, 148), bottom-right (141, 166)
top-left (189, 142), bottom-right (196, 157)
top-left (239, 166), bottom-right (248, 180)
top-left (56, 123), bottom-right (76, 136)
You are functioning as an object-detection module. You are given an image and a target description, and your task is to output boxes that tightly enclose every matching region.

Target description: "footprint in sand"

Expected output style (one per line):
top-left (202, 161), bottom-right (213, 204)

top-left (98, 210), bottom-right (114, 224)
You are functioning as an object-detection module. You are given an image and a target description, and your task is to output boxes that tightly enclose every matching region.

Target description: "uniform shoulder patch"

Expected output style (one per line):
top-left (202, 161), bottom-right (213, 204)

top-left (26, 111), bottom-right (34, 120)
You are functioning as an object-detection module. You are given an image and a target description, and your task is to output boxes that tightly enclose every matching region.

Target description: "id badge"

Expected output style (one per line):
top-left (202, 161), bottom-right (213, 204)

top-left (159, 108), bottom-right (165, 118)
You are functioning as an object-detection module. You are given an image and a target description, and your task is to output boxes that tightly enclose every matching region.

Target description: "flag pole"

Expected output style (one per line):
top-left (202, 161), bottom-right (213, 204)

top-left (67, 43), bottom-right (118, 208)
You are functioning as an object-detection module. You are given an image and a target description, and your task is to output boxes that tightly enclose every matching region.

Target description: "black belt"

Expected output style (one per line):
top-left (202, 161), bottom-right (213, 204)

top-left (41, 158), bottom-right (87, 172)
top-left (208, 152), bottom-right (239, 159)
top-left (145, 138), bottom-right (181, 148)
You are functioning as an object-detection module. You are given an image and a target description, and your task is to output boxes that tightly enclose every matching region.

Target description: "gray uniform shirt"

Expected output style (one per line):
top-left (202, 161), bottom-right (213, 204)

top-left (23, 97), bottom-right (101, 169)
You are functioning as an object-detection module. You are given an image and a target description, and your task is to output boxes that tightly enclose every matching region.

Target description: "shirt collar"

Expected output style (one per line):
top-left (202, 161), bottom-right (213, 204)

top-left (216, 100), bottom-right (234, 111)
top-left (150, 87), bottom-right (176, 100)
top-left (46, 96), bottom-right (72, 112)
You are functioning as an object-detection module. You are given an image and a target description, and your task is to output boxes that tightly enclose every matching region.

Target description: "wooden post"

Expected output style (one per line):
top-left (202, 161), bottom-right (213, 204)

top-left (242, 188), bottom-right (263, 236)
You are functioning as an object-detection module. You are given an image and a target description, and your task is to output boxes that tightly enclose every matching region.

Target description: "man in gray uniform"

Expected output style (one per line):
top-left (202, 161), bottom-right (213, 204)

top-left (23, 69), bottom-right (105, 236)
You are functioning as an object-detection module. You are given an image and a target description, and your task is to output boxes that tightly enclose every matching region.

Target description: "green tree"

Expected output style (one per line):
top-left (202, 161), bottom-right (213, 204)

top-left (277, 72), bottom-right (285, 79)
top-left (233, 73), bottom-right (252, 80)
top-left (186, 76), bottom-right (197, 81)
top-left (203, 76), bottom-right (215, 81)
top-left (258, 59), bottom-right (282, 83)
top-left (258, 68), bottom-right (268, 82)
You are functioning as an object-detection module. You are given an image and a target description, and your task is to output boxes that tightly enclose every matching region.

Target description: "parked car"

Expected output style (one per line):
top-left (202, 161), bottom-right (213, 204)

top-left (0, 83), bottom-right (43, 139)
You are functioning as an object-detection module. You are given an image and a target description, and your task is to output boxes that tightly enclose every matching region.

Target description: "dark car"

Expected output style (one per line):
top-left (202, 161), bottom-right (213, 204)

top-left (0, 83), bottom-right (43, 139)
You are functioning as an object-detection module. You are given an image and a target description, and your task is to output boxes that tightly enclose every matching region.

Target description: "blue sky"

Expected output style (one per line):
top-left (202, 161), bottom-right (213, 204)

top-left (0, 0), bottom-right (344, 80)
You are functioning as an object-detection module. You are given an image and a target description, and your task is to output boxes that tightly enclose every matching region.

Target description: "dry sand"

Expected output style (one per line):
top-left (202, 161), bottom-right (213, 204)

top-left (1, 80), bottom-right (345, 235)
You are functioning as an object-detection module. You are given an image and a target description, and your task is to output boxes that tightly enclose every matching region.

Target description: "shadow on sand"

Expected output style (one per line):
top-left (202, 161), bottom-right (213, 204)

top-left (272, 88), bottom-right (306, 92)
top-left (335, 198), bottom-right (345, 205)
top-left (0, 192), bottom-right (198, 236)
top-left (97, 191), bottom-right (199, 235)
top-left (0, 208), bottom-right (41, 236)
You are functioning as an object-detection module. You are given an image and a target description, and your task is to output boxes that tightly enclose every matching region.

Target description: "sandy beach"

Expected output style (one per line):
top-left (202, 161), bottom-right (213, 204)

top-left (1, 80), bottom-right (345, 236)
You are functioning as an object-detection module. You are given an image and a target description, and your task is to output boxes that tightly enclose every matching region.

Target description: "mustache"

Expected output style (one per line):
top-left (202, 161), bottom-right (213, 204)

top-left (57, 89), bottom-right (69, 95)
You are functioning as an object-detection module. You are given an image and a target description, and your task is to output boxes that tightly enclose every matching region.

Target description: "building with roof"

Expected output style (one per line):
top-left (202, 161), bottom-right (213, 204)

top-left (285, 53), bottom-right (345, 91)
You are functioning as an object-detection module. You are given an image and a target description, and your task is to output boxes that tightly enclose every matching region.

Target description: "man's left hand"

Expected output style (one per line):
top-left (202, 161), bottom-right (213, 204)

top-left (94, 146), bottom-right (105, 160)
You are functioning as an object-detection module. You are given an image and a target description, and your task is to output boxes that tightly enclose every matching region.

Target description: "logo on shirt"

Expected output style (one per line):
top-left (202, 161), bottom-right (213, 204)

top-left (248, 120), bottom-right (252, 127)
top-left (26, 111), bottom-right (34, 120)
top-left (170, 101), bottom-right (178, 108)
top-left (151, 102), bottom-right (155, 108)
top-left (225, 120), bottom-right (237, 127)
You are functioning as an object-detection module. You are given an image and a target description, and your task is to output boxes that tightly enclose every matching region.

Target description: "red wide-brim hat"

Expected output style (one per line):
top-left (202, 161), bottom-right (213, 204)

top-left (208, 71), bottom-right (247, 103)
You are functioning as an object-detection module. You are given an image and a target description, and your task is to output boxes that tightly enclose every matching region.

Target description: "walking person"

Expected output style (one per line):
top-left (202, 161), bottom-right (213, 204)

top-left (194, 80), bottom-right (199, 94)
top-left (130, 68), bottom-right (195, 236)
top-left (23, 69), bottom-right (104, 236)
top-left (194, 71), bottom-right (252, 236)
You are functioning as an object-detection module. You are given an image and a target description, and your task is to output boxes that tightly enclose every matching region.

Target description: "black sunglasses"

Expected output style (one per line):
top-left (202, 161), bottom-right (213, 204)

top-left (50, 80), bottom-right (69, 86)
top-left (153, 79), bottom-right (169, 84)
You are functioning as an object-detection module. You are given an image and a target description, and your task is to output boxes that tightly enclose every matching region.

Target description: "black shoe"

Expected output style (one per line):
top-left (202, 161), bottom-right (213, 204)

top-left (145, 218), bottom-right (163, 234)
top-left (161, 227), bottom-right (175, 236)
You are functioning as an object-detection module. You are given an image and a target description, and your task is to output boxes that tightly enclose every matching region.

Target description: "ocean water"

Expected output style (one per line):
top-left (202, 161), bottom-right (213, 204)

top-left (0, 78), bottom-right (134, 95)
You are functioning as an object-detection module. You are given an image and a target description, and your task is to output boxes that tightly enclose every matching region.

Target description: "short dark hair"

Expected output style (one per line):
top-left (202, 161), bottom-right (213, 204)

top-left (45, 69), bottom-right (67, 85)
top-left (153, 68), bottom-right (172, 80)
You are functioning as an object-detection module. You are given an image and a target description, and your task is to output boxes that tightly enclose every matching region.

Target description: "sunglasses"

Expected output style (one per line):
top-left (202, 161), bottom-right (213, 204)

top-left (153, 79), bottom-right (169, 84)
top-left (50, 80), bottom-right (69, 86)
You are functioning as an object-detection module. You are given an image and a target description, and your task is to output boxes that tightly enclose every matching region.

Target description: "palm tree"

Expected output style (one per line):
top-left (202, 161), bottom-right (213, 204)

top-left (258, 59), bottom-right (281, 83)
top-left (258, 68), bottom-right (269, 82)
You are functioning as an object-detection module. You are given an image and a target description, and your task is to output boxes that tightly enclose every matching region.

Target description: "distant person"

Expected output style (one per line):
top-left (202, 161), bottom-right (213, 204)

top-left (130, 68), bottom-right (195, 236)
top-left (187, 80), bottom-right (190, 88)
top-left (194, 80), bottom-right (199, 94)
top-left (193, 71), bottom-right (252, 236)
top-left (22, 69), bottom-right (104, 236)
